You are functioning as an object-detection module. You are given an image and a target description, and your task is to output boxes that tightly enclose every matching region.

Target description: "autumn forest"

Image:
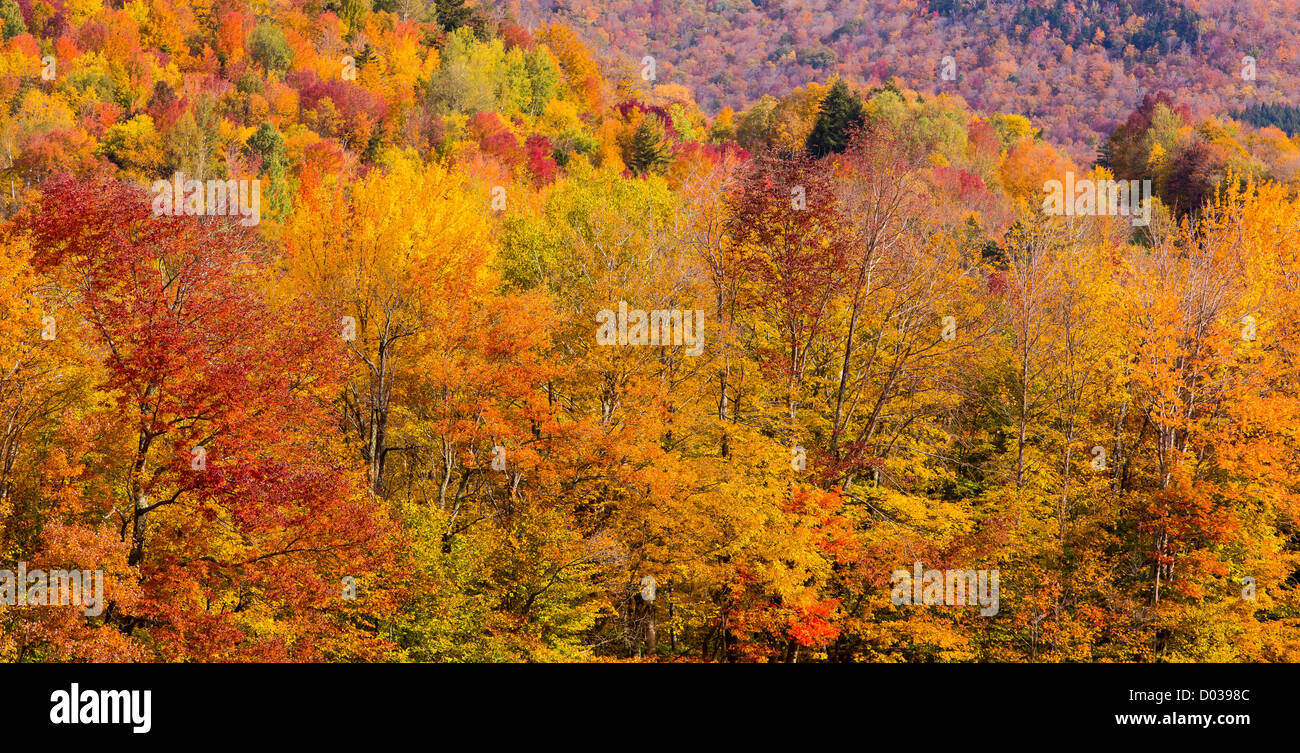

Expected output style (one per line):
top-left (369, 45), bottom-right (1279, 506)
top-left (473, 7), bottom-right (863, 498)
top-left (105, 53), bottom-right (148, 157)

top-left (0, 0), bottom-right (1298, 664)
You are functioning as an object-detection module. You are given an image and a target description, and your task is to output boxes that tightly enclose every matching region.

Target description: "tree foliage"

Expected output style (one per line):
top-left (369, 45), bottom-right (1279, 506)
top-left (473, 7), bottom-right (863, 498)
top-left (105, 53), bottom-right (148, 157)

top-left (0, 5), bottom-right (1296, 665)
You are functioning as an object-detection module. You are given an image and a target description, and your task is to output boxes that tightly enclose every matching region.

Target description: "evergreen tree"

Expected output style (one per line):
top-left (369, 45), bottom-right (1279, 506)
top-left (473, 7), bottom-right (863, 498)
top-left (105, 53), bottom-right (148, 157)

top-left (249, 23), bottom-right (293, 73)
top-left (248, 123), bottom-right (287, 165)
top-left (434, 0), bottom-right (474, 32)
top-left (626, 117), bottom-right (671, 176)
top-left (806, 79), bottom-right (865, 157)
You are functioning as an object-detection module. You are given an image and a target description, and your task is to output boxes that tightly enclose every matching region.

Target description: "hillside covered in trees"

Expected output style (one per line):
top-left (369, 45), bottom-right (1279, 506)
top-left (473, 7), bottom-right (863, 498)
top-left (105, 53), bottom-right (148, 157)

top-left (0, 0), bottom-right (1297, 662)
top-left (498, 0), bottom-right (1300, 162)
